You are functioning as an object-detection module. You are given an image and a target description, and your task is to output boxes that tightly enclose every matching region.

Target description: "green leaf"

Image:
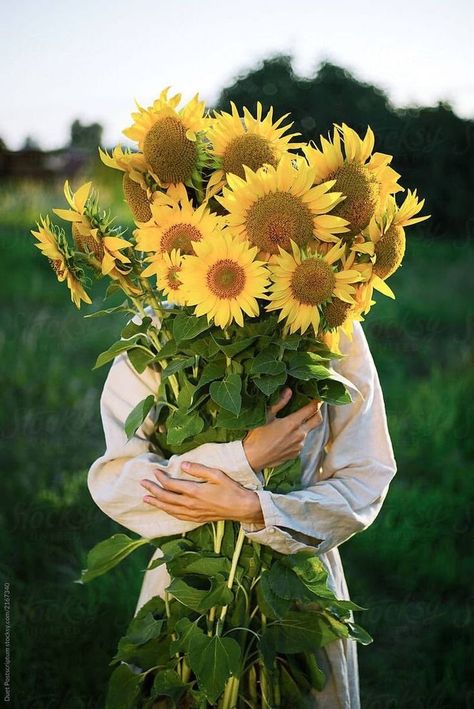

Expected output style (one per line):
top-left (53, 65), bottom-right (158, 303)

top-left (188, 633), bottom-right (241, 703)
top-left (77, 534), bottom-right (150, 583)
top-left (105, 663), bottom-right (142, 709)
top-left (166, 410), bottom-right (204, 446)
top-left (257, 570), bottom-right (291, 619)
top-left (347, 622), bottom-right (373, 645)
top-left (253, 370), bottom-right (288, 396)
top-left (287, 352), bottom-right (331, 381)
top-left (173, 314), bottom-right (210, 343)
top-left (165, 574), bottom-right (233, 612)
top-left (161, 356), bottom-right (195, 380)
top-left (266, 561), bottom-right (314, 602)
top-left (127, 347), bottom-right (155, 374)
top-left (196, 360), bottom-right (227, 390)
top-left (212, 334), bottom-right (259, 357)
top-left (169, 617), bottom-right (204, 655)
top-left (124, 612), bottom-right (165, 646)
top-left (215, 401), bottom-right (266, 430)
top-left (152, 669), bottom-right (190, 705)
top-left (261, 611), bottom-right (337, 654)
top-left (251, 350), bottom-right (286, 375)
top-left (210, 374), bottom-right (242, 416)
top-left (167, 551), bottom-right (231, 577)
top-left (286, 553), bottom-right (335, 600)
top-left (124, 395), bottom-right (155, 440)
top-left (147, 538), bottom-right (195, 570)
top-left (154, 339), bottom-right (177, 360)
top-left (93, 336), bottom-right (147, 370)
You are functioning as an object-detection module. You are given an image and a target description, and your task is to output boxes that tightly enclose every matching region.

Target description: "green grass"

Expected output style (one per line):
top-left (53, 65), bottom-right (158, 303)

top-left (0, 178), bottom-right (472, 707)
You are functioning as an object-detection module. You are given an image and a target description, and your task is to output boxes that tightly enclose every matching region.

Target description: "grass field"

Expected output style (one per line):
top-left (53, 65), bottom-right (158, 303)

top-left (1, 176), bottom-right (472, 708)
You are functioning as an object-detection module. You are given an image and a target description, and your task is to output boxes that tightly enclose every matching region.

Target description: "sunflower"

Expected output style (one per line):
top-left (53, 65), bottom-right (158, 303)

top-left (31, 216), bottom-right (91, 308)
top-left (123, 87), bottom-right (209, 189)
top-left (134, 184), bottom-right (223, 256)
top-left (141, 249), bottom-right (187, 305)
top-left (99, 146), bottom-right (152, 223)
top-left (266, 240), bottom-right (362, 335)
top-left (363, 189), bottom-right (430, 279)
top-left (206, 101), bottom-right (303, 198)
top-left (216, 155), bottom-right (349, 256)
top-left (303, 124), bottom-right (403, 239)
top-left (179, 231), bottom-right (270, 328)
top-left (53, 181), bottom-right (133, 277)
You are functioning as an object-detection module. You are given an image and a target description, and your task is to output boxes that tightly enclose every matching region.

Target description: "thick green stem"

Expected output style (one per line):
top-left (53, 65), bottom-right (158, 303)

top-left (208, 520), bottom-right (226, 635)
top-left (216, 526), bottom-right (246, 636)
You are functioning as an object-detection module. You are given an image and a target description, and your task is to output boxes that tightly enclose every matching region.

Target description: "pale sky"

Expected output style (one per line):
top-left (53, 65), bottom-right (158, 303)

top-left (1, 0), bottom-right (473, 150)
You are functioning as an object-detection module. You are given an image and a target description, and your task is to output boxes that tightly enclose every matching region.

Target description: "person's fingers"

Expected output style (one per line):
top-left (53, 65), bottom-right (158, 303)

top-left (153, 468), bottom-right (196, 495)
top-left (285, 399), bottom-right (321, 427)
top-left (140, 479), bottom-right (187, 506)
top-left (180, 461), bottom-right (221, 481)
top-left (267, 387), bottom-right (292, 419)
top-left (301, 408), bottom-right (324, 433)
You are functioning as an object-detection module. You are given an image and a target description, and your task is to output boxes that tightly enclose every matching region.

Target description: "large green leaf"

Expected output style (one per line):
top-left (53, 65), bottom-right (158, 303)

top-left (166, 551), bottom-right (231, 577)
top-left (251, 350), bottom-right (287, 375)
top-left (124, 612), bottom-right (165, 646)
top-left (124, 394), bottom-right (155, 440)
top-left (165, 573), bottom-right (233, 612)
top-left (253, 370), bottom-right (288, 396)
top-left (266, 560), bottom-right (314, 602)
top-left (169, 617), bottom-right (204, 655)
top-left (77, 534), bottom-right (150, 583)
top-left (173, 314), bottom-right (211, 343)
top-left (127, 347), bottom-right (155, 374)
top-left (166, 410), bottom-right (204, 445)
top-left (257, 570), bottom-right (291, 619)
top-left (212, 334), bottom-right (259, 358)
top-left (286, 554), bottom-right (335, 600)
top-left (93, 335), bottom-right (149, 370)
top-left (287, 352), bottom-right (331, 380)
top-left (210, 374), bottom-right (242, 416)
top-left (215, 401), bottom-right (266, 429)
top-left (122, 316), bottom-right (152, 339)
top-left (261, 610), bottom-right (339, 655)
top-left (105, 663), bottom-right (142, 709)
top-left (188, 633), bottom-right (241, 703)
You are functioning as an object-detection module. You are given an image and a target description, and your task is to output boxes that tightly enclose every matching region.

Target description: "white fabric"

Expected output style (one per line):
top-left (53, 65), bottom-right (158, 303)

top-left (87, 313), bottom-right (396, 708)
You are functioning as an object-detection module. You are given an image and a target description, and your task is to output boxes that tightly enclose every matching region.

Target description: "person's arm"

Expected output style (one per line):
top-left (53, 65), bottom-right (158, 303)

top-left (87, 348), bottom-right (261, 539)
top-left (240, 320), bottom-right (397, 555)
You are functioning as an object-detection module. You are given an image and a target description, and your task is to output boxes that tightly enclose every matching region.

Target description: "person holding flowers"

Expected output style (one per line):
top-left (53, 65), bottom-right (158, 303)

top-left (31, 88), bottom-right (428, 708)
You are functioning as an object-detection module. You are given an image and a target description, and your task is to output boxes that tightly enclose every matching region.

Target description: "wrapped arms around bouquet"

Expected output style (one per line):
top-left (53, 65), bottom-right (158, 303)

top-left (30, 88), bottom-right (429, 708)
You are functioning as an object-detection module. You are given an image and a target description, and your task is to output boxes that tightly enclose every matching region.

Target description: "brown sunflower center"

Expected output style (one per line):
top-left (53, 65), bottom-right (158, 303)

top-left (160, 223), bottom-right (202, 255)
top-left (326, 161), bottom-right (379, 237)
top-left (373, 224), bottom-right (406, 279)
top-left (207, 259), bottom-right (246, 299)
top-left (323, 297), bottom-right (352, 328)
top-left (71, 223), bottom-right (104, 261)
top-left (122, 173), bottom-right (152, 223)
top-left (143, 116), bottom-right (197, 184)
top-left (290, 259), bottom-right (335, 305)
top-left (166, 266), bottom-right (182, 290)
top-left (245, 191), bottom-right (314, 254)
top-left (222, 134), bottom-right (277, 179)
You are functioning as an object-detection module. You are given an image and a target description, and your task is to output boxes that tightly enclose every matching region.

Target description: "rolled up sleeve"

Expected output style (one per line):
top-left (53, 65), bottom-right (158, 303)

top-left (241, 321), bottom-right (397, 555)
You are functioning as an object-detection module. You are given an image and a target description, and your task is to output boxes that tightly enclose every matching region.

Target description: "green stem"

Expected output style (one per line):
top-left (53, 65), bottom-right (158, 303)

top-left (215, 526), bottom-right (246, 636)
top-left (208, 520), bottom-right (226, 636)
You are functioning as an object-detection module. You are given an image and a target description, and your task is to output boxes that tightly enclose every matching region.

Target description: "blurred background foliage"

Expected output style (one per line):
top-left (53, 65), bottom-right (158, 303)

top-left (0, 57), bottom-right (472, 708)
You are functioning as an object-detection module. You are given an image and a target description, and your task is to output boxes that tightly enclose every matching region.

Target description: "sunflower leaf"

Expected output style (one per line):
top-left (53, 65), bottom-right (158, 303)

top-left (209, 374), bottom-right (242, 416)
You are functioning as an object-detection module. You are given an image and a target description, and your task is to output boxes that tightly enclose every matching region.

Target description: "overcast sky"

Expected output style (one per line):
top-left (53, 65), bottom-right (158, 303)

top-left (1, 0), bottom-right (473, 150)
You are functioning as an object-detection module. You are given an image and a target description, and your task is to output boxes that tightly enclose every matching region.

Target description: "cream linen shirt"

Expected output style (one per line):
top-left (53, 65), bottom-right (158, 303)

top-left (87, 313), bottom-right (397, 708)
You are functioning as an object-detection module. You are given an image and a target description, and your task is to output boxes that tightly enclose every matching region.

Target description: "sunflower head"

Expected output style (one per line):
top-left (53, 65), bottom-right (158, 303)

top-left (206, 101), bottom-right (303, 197)
top-left (304, 124), bottom-right (403, 239)
top-left (179, 230), bottom-right (270, 328)
top-left (134, 186), bottom-right (223, 256)
top-left (122, 173), bottom-right (152, 223)
top-left (123, 87), bottom-right (209, 188)
top-left (266, 240), bottom-right (361, 334)
top-left (141, 249), bottom-right (187, 305)
top-left (217, 155), bottom-right (349, 256)
top-left (31, 216), bottom-right (92, 308)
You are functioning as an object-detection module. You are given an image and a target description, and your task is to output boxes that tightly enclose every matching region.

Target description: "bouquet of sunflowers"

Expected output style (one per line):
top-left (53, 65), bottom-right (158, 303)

top-left (31, 88), bottom-right (429, 708)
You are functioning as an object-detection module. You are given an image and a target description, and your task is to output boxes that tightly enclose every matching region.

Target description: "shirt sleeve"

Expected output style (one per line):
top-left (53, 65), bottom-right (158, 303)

top-left (240, 320), bottom-right (397, 555)
top-left (87, 349), bottom-right (261, 540)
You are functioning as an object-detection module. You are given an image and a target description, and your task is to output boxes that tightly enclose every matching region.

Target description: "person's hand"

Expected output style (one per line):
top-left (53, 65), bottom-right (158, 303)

top-left (242, 388), bottom-right (323, 472)
top-left (140, 462), bottom-right (265, 525)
